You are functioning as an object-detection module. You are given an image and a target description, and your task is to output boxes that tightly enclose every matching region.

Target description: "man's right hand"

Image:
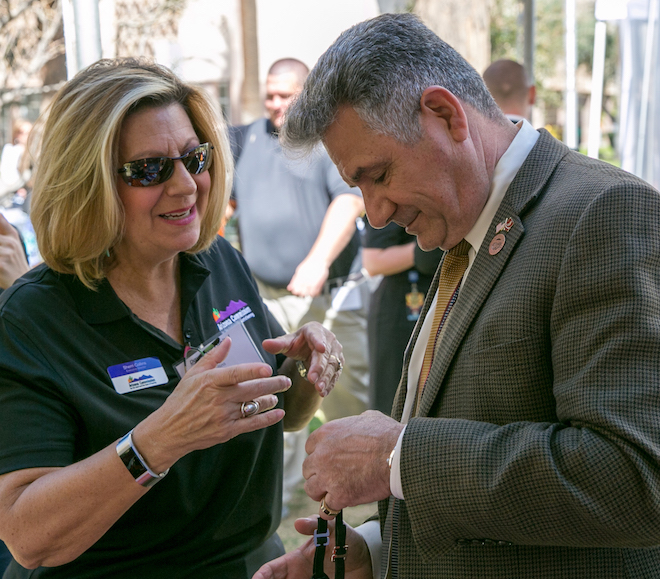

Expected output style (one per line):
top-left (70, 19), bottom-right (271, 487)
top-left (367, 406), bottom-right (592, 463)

top-left (253, 516), bottom-right (372, 579)
top-left (303, 411), bottom-right (402, 514)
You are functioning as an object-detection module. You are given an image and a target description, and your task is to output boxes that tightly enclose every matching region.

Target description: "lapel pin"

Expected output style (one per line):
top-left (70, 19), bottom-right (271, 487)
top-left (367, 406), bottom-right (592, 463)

top-left (496, 217), bottom-right (514, 233)
top-left (489, 233), bottom-right (506, 255)
top-left (490, 217), bottom-right (514, 255)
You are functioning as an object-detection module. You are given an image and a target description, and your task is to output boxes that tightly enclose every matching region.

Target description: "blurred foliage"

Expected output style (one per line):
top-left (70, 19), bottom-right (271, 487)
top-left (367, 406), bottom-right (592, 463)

top-left (490, 0), bottom-right (618, 115)
top-left (115, 0), bottom-right (187, 58)
top-left (490, 0), bottom-right (523, 60)
top-left (576, 10), bottom-right (619, 81)
top-left (0, 0), bottom-right (64, 90)
top-left (308, 414), bottom-right (324, 433)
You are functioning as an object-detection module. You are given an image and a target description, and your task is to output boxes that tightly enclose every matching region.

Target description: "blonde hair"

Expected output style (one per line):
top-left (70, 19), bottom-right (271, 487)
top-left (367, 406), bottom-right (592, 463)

top-left (31, 58), bottom-right (231, 289)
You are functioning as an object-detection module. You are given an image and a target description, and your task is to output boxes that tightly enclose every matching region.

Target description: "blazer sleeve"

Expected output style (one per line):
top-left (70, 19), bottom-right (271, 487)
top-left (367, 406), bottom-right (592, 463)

top-left (399, 178), bottom-right (660, 561)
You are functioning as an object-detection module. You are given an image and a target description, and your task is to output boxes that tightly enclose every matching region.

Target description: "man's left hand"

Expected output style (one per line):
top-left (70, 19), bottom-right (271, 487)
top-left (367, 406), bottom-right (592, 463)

top-left (303, 410), bottom-right (404, 517)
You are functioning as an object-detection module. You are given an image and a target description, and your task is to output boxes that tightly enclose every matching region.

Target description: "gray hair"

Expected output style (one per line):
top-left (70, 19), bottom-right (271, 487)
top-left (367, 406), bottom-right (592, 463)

top-left (282, 13), bottom-right (502, 153)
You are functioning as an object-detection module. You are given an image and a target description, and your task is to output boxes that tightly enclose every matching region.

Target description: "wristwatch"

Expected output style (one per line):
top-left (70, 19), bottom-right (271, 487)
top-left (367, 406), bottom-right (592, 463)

top-left (116, 430), bottom-right (169, 488)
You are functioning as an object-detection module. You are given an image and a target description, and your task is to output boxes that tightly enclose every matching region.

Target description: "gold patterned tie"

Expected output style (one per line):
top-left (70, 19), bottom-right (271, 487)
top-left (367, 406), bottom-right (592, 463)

top-left (413, 239), bottom-right (470, 414)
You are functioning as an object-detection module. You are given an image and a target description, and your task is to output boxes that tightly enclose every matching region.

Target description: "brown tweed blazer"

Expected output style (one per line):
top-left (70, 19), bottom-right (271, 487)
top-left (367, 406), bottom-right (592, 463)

top-left (378, 130), bottom-right (660, 578)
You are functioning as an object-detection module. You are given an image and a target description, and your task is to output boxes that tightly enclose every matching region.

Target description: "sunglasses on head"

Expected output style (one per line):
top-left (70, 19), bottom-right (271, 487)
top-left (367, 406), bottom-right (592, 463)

top-left (117, 142), bottom-right (213, 187)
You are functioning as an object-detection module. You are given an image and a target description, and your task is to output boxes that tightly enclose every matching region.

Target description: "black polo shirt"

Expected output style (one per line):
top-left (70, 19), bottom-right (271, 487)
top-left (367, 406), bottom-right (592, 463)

top-left (0, 237), bottom-right (285, 578)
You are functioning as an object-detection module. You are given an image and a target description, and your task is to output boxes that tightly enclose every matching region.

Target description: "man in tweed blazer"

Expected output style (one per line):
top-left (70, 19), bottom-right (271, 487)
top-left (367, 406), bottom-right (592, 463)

top-left (254, 13), bottom-right (660, 579)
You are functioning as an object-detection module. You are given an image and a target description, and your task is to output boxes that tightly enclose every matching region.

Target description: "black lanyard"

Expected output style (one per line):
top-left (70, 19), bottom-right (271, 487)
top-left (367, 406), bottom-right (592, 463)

top-left (312, 510), bottom-right (347, 579)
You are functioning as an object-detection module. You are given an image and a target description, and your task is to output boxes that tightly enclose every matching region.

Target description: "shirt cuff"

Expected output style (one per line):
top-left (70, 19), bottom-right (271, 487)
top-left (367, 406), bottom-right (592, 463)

top-left (389, 426), bottom-right (407, 500)
top-left (355, 519), bottom-right (382, 579)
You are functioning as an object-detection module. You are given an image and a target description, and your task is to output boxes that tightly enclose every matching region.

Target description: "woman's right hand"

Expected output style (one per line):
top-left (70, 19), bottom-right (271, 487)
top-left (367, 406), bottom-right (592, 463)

top-left (132, 337), bottom-right (290, 473)
top-left (0, 338), bottom-right (289, 569)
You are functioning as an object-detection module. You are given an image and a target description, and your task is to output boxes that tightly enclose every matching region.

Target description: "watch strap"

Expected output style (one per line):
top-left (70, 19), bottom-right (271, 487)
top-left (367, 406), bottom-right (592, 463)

top-left (116, 430), bottom-right (169, 488)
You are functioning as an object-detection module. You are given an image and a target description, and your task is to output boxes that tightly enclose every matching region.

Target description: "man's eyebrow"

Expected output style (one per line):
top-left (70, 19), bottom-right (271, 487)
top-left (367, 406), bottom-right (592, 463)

top-left (349, 161), bottom-right (388, 185)
top-left (348, 167), bottom-right (364, 185)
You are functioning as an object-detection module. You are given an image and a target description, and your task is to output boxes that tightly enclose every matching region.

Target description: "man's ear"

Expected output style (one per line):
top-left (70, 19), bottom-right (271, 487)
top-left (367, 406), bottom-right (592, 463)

top-left (419, 86), bottom-right (469, 143)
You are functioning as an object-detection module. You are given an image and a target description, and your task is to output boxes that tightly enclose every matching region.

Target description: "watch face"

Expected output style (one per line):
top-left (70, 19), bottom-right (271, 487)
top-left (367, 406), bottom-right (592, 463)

top-left (118, 435), bottom-right (146, 476)
top-left (125, 453), bottom-right (147, 479)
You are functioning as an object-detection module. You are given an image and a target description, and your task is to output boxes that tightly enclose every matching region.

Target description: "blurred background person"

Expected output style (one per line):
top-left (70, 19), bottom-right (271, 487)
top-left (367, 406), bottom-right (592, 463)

top-left (0, 119), bottom-right (33, 211)
top-left (0, 117), bottom-right (40, 277)
top-left (483, 59), bottom-right (536, 123)
top-left (362, 221), bottom-right (442, 414)
top-left (0, 215), bottom-right (28, 572)
top-left (0, 58), bottom-right (344, 579)
top-left (0, 207), bottom-right (40, 271)
top-left (229, 57), bottom-right (369, 511)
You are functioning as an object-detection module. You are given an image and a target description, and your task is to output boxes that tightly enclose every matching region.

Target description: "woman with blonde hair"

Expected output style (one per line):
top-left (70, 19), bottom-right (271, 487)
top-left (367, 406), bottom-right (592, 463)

top-left (0, 58), bottom-right (344, 578)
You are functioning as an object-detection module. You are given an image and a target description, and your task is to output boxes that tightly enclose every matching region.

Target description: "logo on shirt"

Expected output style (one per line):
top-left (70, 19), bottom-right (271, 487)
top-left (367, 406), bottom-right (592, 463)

top-left (213, 300), bottom-right (255, 332)
top-left (127, 374), bottom-right (157, 389)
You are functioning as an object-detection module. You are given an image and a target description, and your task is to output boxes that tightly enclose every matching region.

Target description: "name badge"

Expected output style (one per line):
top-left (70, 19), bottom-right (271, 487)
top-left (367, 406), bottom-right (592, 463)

top-left (174, 320), bottom-right (264, 378)
top-left (107, 357), bottom-right (169, 394)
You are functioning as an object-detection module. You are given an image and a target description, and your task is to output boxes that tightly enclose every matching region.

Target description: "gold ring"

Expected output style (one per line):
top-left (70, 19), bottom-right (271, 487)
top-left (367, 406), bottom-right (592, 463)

top-left (320, 497), bottom-right (340, 517)
top-left (296, 360), bottom-right (308, 379)
top-left (329, 354), bottom-right (343, 373)
top-left (240, 400), bottom-right (260, 418)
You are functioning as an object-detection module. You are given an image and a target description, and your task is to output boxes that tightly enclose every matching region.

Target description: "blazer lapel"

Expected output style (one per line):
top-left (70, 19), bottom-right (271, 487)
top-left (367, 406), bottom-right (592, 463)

top-left (417, 207), bottom-right (524, 416)
top-left (413, 130), bottom-right (570, 417)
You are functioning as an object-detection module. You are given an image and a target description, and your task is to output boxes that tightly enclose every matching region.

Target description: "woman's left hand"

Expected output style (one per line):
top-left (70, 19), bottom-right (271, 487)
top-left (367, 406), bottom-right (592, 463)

top-left (262, 322), bottom-right (343, 398)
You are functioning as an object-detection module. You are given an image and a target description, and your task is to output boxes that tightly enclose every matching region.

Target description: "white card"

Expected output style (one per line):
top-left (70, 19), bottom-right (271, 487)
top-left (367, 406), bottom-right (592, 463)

top-left (174, 321), bottom-right (265, 378)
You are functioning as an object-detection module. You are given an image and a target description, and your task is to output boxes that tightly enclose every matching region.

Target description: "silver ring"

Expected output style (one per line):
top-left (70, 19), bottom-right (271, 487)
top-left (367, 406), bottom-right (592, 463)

top-left (329, 354), bottom-right (343, 373)
top-left (320, 497), bottom-right (340, 517)
top-left (240, 399), bottom-right (260, 418)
